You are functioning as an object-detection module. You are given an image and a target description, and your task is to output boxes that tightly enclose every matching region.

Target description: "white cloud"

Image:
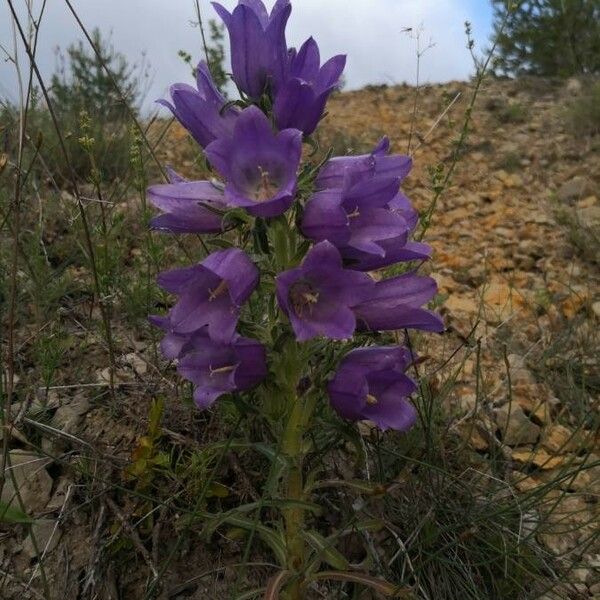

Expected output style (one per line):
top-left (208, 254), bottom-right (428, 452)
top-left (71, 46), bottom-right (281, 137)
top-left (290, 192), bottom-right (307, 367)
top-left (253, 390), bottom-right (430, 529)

top-left (0, 0), bottom-right (492, 111)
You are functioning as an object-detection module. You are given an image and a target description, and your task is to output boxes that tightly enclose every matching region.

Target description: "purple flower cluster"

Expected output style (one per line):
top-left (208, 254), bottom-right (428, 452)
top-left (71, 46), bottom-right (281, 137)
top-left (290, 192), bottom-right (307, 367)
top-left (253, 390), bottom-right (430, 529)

top-left (150, 248), bottom-right (266, 407)
top-left (150, 0), bottom-right (443, 430)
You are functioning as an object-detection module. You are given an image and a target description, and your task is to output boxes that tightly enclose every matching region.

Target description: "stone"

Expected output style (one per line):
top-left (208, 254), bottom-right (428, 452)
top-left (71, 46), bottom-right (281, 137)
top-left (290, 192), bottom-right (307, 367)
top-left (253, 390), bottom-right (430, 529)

top-left (512, 472), bottom-right (545, 493)
top-left (506, 354), bottom-right (536, 384)
top-left (45, 477), bottom-right (72, 513)
top-left (512, 383), bottom-right (555, 424)
top-left (1, 450), bottom-right (52, 514)
top-left (494, 169), bottom-right (523, 188)
top-left (539, 531), bottom-right (579, 556)
top-left (557, 177), bottom-right (594, 204)
top-left (22, 519), bottom-right (62, 558)
top-left (444, 295), bottom-right (478, 315)
top-left (585, 464), bottom-right (600, 495)
top-left (565, 77), bottom-right (583, 94)
top-left (576, 195), bottom-right (598, 209)
top-left (576, 204), bottom-right (600, 227)
top-left (495, 404), bottom-right (541, 446)
top-left (542, 468), bottom-right (593, 492)
top-left (483, 283), bottom-right (525, 308)
top-left (541, 424), bottom-right (578, 453)
top-left (121, 352), bottom-right (147, 375)
top-left (47, 395), bottom-right (91, 452)
top-left (457, 421), bottom-right (490, 451)
top-left (511, 447), bottom-right (564, 470)
top-left (592, 302), bottom-right (600, 319)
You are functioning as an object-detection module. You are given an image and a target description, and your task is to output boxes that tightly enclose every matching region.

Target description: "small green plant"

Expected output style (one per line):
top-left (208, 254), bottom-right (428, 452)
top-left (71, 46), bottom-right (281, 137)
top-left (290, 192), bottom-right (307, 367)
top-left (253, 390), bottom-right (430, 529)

top-left (554, 204), bottom-right (600, 266)
top-left (566, 79), bottom-right (600, 137)
top-left (497, 101), bottom-right (529, 124)
top-left (498, 151), bottom-right (522, 171)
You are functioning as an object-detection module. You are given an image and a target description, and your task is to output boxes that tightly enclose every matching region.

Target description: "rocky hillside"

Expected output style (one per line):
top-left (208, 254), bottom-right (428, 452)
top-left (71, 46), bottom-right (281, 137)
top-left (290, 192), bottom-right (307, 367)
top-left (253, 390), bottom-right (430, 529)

top-left (3, 77), bottom-right (598, 599)
top-left (133, 75), bottom-right (600, 596)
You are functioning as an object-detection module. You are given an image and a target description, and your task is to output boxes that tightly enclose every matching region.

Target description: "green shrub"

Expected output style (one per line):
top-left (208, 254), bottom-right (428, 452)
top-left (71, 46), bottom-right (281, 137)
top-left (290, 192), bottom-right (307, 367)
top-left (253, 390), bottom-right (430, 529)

top-left (497, 101), bottom-right (529, 124)
top-left (0, 29), bottom-right (147, 186)
top-left (492, 0), bottom-right (600, 77)
top-left (566, 79), bottom-right (600, 137)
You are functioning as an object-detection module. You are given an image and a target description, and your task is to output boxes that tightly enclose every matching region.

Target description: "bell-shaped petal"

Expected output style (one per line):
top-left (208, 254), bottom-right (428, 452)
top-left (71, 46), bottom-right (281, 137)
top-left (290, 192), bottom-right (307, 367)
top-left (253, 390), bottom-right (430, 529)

top-left (148, 315), bottom-right (192, 360)
top-left (316, 137), bottom-right (412, 190)
top-left (276, 241), bottom-right (374, 342)
top-left (148, 177), bottom-right (227, 234)
top-left (302, 181), bottom-right (409, 260)
top-left (157, 62), bottom-right (238, 148)
top-left (177, 329), bottom-right (267, 409)
top-left (354, 272), bottom-right (444, 333)
top-left (212, 0), bottom-right (291, 98)
top-left (344, 240), bottom-right (432, 271)
top-left (205, 106), bottom-right (302, 218)
top-left (304, 139), bottom-right (430, 271)
top-left (152, 248), bottom-right (259, 343)
top-left (328, 346), bottom-right (417, 431)
top-left (274, 37), bottom-right (346, 135)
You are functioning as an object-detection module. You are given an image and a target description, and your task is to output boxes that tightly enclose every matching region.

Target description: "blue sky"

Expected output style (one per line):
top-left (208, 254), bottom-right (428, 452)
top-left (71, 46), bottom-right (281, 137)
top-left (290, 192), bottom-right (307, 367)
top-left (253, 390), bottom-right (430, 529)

top-left (0, 0), bottom-right (494, 112)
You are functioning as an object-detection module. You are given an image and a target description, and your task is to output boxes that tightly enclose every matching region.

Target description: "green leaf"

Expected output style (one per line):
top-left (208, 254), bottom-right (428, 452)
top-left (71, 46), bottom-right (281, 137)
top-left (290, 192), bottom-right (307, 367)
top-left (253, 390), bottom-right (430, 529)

top-left (303, 530), bottom-right (350, 570)
top-left (222, 515), bottom-right (287, 567)
top-left (233, 588), bottom-right (266, 600)
top-left (308, 479), bottom-right (388, 496)
top-left (0, 501), bottom-right (34, 524)
top-left (207, 237), bottom-right (236, 249)
top-left (201, 499), bottom-right (321, 537)
top-left (186, 508), bottom-right (287, 567)
top-left (206, 482), bottom-right (230, 498)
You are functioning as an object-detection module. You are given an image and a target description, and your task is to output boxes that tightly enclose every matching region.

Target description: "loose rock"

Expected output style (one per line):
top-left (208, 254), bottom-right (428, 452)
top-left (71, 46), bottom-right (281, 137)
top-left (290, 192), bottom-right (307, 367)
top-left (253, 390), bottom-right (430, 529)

top-left (1, 451), bottom-right (52, 514)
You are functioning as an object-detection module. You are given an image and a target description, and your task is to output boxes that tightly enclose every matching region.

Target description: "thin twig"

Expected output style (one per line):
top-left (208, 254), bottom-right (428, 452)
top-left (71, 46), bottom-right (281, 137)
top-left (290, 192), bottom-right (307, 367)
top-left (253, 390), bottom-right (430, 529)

top-left (106, 496), bottom-right (159, 578)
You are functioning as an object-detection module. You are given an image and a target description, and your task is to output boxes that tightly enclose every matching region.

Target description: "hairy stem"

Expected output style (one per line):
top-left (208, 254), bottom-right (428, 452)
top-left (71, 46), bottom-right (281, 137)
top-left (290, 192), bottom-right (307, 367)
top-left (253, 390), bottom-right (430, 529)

top-left (281, 394), bottom-right (305, 599)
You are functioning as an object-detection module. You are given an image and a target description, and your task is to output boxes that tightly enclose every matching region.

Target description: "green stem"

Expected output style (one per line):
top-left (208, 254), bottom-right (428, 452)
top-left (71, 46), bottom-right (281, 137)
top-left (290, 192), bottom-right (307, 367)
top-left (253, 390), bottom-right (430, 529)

top-left (281, 383), bottom-right (318, 599)
top-left (281, 395), bottom-right (305, 599)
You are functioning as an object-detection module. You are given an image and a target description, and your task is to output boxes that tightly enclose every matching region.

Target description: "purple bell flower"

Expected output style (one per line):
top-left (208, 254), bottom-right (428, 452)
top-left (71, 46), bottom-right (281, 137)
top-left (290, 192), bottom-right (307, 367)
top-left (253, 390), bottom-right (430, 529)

top-left (274, 37), bottom-right (346, 135)
top-left (205, 106), bottom-right (302, 218)
top-left (342, 190), bottom-right (431, 271)
top-left (343, 240), bottom-right (432, 272)
top-left (316, 137), bottom-right (412, 190)
top-left (328, 346), bottom-right (417, 431)
top-left (301, 175), bottom-right (409, 259)
top-left (148, 314), bottom-right (192, 360)
top-left (354, 272), bottom-right (444, 333)
top-left (212, 0), bottom-right (291, 99)
top-left (177, 328), bottom-right (267, 409)
top-left (276, 241), bottom-right (373, 342)
top-left (157, 62), bottom-right (238, 148)
top-left (153, 248), bottom-right (259, 343)
top-left (148, 169), bottom-right (227, 234)
top-left (306, 137), bottom-right (432, 271)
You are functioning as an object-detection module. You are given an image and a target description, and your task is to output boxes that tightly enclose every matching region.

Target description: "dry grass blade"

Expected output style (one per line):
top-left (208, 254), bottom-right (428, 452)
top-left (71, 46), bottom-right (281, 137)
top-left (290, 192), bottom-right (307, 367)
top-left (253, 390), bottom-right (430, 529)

top-left (263, 570), bottom-right (291, 600)
top-left (310, 571), bottom-right (414, 597)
